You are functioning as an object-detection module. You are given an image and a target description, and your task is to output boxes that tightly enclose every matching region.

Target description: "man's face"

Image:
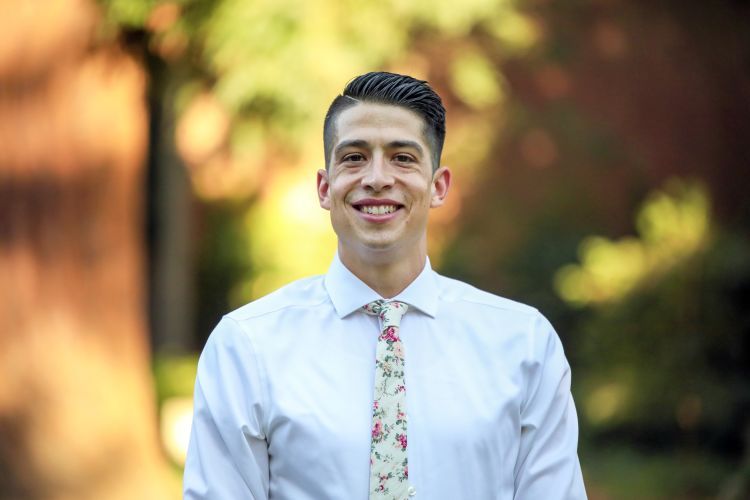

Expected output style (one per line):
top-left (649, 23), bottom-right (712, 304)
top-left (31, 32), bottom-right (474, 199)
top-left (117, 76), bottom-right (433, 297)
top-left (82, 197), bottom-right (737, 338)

top-left (317, 103), bottom-right (450, 261)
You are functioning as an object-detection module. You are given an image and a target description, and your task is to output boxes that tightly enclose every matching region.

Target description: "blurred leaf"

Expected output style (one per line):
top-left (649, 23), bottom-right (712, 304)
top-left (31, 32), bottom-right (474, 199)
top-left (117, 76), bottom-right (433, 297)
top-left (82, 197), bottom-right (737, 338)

top-left (555, 179), bottom-right (710, 307)
top-left (153, 354), bottom-right (198, 403)
top-left (451, 50), bottom-right (504, 108)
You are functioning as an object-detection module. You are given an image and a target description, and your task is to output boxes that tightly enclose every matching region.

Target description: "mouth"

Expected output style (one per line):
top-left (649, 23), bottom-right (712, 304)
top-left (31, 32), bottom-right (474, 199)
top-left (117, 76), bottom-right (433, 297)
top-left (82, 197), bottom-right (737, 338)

top-left (350, 199), bottom-right (404, 217)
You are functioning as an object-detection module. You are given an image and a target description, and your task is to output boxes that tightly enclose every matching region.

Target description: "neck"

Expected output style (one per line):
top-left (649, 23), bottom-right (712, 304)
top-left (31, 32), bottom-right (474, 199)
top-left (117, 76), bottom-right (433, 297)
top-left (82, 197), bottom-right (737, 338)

top-left (338, 242), bottom-right (427, 298)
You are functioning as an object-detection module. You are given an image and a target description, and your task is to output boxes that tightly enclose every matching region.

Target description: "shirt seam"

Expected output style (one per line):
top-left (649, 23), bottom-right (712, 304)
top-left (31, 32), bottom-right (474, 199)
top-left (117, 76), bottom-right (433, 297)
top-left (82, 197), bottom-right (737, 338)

top-left (224, 315), bottom-right (272, 440)
top-left (229, 296), bottom-right (331, 322)
top-left (434, 274), bottom-right (540, 316)
top-left (442, 295), bottom-right (540, 317)
top-left (520, 312), bottom-right (540, 415)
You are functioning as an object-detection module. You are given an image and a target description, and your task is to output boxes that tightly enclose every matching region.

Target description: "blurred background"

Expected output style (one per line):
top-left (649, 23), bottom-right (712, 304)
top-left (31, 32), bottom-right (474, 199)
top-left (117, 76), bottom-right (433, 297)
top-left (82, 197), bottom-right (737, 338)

top-left (1, 0), bottom-right (748, 498)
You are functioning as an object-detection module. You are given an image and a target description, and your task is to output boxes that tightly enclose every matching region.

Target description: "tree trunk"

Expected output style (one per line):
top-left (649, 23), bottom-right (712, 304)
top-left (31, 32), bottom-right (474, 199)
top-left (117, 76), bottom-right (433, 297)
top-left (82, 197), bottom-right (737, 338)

top-left (0, 1), bottom-right (176, 498)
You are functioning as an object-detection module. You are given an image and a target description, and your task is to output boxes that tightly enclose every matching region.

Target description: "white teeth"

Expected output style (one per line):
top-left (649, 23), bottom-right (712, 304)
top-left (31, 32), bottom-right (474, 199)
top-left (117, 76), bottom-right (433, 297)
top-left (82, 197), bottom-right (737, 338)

top-left (359, 205), bottom-right (397, 215)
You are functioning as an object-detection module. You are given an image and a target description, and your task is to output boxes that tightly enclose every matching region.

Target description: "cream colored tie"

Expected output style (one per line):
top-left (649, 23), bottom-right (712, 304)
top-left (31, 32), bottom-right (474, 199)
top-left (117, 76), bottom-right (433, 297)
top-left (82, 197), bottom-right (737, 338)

top-left (363, 300), bottom-right (412, 499)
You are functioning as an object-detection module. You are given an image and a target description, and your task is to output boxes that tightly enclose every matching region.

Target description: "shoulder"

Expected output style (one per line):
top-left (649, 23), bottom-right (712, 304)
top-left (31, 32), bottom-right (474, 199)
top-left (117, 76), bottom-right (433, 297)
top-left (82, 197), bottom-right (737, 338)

top-left (435, 272), bottom-right (540, 318)
top-left (206, 274), bottom-right (328, 349)
top-left (432, 272), bottom-right (558, 354)
top-left (225, 274), bottom-right (328, 323)
top-left (434, 274), bottom-right (567, 375)
top-left (198, 275), bottom-right (331, 385)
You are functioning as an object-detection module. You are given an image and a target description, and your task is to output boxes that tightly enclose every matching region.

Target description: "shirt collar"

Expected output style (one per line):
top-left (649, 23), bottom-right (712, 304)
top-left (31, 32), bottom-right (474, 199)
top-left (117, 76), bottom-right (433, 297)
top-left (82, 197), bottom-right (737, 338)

top-left (324, 252), bottom-right (439, 319)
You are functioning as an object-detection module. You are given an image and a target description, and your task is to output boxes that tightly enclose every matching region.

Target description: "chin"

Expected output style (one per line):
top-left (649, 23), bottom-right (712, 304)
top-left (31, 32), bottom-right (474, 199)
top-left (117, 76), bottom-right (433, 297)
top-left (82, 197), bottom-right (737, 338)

top-left (359, 238), bottom-right (399, 253)
top-left (347, 233), bottom-right (400, 253)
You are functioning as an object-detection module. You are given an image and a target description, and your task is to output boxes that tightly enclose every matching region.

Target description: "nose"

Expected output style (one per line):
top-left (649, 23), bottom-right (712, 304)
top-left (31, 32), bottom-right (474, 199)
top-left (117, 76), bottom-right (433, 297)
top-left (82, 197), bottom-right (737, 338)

top-left (361, 153), bottom-right (394, 191)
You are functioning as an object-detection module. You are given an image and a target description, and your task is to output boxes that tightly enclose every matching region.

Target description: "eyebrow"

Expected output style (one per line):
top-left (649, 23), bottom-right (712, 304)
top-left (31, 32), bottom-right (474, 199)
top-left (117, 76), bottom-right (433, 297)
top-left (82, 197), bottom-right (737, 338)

top-left (334, 139), bottom-right (369, 158)
top-left (333, 139), bottom-right (424, 158)
top-left (388, 140), bottom-right (424, 156)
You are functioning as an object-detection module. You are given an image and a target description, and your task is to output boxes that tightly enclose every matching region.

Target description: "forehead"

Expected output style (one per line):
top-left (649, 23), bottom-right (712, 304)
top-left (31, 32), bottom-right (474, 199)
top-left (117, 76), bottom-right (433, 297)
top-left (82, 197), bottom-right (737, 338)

top-left (334, 103), bottom-right (428, 147)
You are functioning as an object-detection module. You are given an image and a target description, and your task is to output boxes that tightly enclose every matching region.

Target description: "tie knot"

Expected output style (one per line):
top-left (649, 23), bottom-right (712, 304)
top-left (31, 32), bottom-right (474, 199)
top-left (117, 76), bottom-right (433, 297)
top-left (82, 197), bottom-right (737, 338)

top-left (363, 300), bottom-right (409, 328)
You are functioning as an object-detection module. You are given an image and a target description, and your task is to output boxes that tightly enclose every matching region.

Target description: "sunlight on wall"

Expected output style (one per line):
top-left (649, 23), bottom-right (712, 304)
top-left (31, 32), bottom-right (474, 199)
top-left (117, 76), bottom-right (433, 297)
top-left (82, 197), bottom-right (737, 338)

top-left (554, 179), bottom-right (710, 307)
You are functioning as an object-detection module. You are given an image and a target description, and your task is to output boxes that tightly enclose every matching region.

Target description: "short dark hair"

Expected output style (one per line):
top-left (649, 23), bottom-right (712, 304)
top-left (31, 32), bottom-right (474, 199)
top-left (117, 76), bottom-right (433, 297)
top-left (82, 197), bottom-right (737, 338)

top-left (323, 72), bottom-right (446, 171)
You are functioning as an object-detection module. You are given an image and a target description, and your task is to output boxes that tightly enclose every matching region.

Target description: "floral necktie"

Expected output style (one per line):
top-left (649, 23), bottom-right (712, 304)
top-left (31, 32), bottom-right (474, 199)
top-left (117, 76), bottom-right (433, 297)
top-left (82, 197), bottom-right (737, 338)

top-left (363, 300), bottom-right (412, 499)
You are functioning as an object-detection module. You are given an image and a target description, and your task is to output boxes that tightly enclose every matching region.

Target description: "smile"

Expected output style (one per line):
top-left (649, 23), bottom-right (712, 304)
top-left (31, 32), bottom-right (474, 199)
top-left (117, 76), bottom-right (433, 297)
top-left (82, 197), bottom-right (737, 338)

top-left (358, 205), bottom-right (398, 215)
top-left (350, 199), bottom-right (404, 219)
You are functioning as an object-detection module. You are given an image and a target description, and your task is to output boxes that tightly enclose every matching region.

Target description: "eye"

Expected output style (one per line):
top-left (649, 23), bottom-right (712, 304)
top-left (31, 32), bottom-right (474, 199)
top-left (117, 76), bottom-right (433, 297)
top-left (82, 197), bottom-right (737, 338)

top-left (393, 154), bottom-right (415, 163)
top-left (342, 153), bottom-right (366, 163)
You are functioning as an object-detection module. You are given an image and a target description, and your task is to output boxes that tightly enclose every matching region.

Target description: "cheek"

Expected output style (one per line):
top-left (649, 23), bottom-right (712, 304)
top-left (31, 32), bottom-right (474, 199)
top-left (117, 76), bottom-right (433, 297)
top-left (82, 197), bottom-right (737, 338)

top-left (408, 181), bottom-right (434, 204)
top-left (328, 185), bottom-right (353, 212)
top-left (331, 176), bottom-right (361, 204)
top-left (331, 188), bottom-right (350, 207)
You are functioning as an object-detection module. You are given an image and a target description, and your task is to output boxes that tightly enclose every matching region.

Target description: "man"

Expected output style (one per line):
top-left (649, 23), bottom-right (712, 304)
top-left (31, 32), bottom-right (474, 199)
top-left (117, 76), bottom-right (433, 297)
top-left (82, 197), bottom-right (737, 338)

top-left (184, 72), bottom-right (587, 499)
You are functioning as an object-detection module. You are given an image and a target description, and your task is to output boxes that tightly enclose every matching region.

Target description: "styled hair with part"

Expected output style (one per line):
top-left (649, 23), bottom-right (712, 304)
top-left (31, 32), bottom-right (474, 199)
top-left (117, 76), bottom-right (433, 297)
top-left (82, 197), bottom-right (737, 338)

top-left (323, 72), bottom-right (446, 171)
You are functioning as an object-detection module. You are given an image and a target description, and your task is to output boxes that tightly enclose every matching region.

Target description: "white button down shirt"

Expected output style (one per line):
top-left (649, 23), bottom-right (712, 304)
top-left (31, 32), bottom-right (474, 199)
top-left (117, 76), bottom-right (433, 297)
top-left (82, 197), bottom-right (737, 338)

top-left (184, 254), bottom-right (587, 499)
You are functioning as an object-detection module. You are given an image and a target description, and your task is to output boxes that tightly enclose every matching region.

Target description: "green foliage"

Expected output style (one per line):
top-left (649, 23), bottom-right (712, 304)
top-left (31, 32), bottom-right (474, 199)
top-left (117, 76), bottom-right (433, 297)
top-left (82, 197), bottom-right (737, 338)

top-left (99, 0), bottom-right (536, 159)
top-left (563, 182), bottom-right (750, 497)
top-left (450, 50), bottom-right (505, 108)
top-left (556, 180), bottom-right (710, 307)
top-left (103, 0), bottom-right (156, 27)
top-left (567, 187), bottom-right (750, 448)
top-left (153, 354), bottom-right (198, 404)
top-left (581, 445), bottom-right (734, 500)
top-left (194, 200), bottom-right (256, 345)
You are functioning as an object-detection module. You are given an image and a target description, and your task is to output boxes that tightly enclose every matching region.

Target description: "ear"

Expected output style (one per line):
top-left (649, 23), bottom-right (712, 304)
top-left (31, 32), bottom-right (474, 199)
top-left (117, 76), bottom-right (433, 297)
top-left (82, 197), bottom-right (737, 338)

top-left (317, 169), bottom-right (331, 210)
top-left (430, 166), bottom-right (452, 208)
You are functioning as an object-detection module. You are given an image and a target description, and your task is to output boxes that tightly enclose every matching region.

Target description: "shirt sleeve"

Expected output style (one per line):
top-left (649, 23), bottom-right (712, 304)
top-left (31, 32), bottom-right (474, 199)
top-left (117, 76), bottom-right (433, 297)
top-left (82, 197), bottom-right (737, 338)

top-left (183, 316), bottom-right (270, 500)
top-left (513, 313), bottom-right (587, 499)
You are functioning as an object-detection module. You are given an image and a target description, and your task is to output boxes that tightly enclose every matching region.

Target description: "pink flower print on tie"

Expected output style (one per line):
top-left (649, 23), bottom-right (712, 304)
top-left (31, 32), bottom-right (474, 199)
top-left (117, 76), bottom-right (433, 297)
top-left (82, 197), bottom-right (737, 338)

top-left (381, 326), bottom-right (400, 343)
top-left (396, 433), bottom-right (407, 450)
top-left (372, 420), bottom-right (383, 441)
top-left (392, 343), bottom-right (404, 360)
top-left (363, 300), bottom-right (412, 499)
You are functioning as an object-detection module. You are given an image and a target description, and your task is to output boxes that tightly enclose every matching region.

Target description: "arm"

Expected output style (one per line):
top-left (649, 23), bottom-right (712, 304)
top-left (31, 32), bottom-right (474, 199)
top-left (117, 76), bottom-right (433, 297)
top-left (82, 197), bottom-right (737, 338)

top-left (513, 314), bottom-right (587, 500)
top-left (184, 317), bottom-right (270, 500)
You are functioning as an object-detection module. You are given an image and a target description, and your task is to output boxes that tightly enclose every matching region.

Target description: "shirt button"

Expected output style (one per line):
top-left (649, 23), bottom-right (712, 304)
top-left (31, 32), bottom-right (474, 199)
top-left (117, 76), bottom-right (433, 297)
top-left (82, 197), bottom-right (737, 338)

top-left (407, 486), bottom-right (416, 496)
